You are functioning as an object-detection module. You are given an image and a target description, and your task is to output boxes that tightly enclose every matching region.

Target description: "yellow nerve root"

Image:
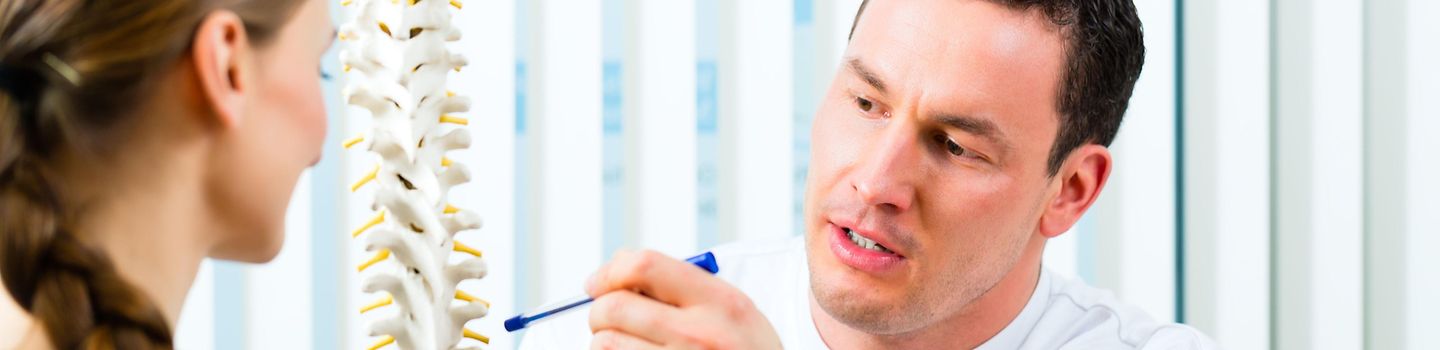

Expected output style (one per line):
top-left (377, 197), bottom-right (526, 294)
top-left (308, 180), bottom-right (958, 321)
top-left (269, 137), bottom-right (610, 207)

top-left (357, 249), bottom-right (391, 272)
top-left (352, 211), bottom-right (386, 238)
top-left (351, 165), bottom-right (379, 192)
top-left (368, 335), bottom-right (395, 350)
top-left (441, 157), bottom-right (454, 167)
top-left (453, 241), bottom-right (482, 257)
top-left (455, 290), bottom-right (491, 308)
top-left (360, 294), bottom-right (394, 313)
top-left (439, 115), bottom-right (469, 125)
top-left (344, 134), bottom-right (365, 149)
top-left (450, 0), bottom-right (463, 9)
top-left (444, 204), bottom-right (460, 214)
top-left (463, 328), bottom-right (490, 344)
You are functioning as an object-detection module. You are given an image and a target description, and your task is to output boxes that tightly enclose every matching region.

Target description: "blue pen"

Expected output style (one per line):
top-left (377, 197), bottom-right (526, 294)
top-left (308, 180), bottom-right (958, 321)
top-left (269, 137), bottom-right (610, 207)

top-left (504, 252), bottom-right (720, 332)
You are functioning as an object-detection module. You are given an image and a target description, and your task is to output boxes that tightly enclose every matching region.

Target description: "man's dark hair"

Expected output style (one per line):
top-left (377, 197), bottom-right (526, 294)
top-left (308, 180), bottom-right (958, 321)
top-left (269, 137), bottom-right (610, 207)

top-left (851, 0), bottom-right (1145, 176)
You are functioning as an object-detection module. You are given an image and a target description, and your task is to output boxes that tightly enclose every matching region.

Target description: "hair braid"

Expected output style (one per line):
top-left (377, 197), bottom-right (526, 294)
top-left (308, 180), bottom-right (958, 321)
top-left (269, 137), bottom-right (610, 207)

top-left (2, 95), bottom-right (173, 349)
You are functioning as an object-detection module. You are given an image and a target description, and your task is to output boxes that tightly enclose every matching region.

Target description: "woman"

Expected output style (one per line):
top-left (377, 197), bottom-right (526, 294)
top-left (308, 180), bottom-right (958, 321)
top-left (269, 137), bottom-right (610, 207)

top-left (1, 0), bottom-right (331, 347)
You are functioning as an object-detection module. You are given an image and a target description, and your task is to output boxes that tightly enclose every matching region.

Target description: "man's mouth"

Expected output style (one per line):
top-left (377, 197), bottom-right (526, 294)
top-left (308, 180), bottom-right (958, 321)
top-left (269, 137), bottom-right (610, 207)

top-left (844, 228), bottom-right (895, 255)
top-left (828, 223), bottom-right (906, 274)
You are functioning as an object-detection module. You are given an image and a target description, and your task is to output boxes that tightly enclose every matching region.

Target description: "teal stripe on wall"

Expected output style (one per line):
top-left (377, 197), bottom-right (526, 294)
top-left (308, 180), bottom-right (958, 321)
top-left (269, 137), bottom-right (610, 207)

top-left (1173, 0), bottom-right (1187, 324)
top-left (213, 262), bottom-right (245, 350)
top-left (311, 1), bottom-right (348, 347)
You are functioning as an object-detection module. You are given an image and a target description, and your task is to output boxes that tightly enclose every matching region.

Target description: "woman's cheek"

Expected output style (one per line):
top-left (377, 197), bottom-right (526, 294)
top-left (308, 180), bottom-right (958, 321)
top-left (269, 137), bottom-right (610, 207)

top-left (302, 78), bottom-right (328, 156)
top-left (271, 63), bottom-right (329, 163)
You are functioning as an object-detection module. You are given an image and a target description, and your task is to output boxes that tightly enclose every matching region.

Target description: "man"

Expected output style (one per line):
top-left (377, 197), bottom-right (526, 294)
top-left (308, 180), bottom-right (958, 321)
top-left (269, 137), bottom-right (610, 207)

top-left (522, 0), bottom-right (1215, 348)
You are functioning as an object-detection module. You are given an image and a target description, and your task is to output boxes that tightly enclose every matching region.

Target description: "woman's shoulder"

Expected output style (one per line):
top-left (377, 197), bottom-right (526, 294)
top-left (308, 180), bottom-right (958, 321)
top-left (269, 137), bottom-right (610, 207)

top-left (2, 290), bottom-right (50, 350)
top-left (3, 314), bottom-right (54, 350)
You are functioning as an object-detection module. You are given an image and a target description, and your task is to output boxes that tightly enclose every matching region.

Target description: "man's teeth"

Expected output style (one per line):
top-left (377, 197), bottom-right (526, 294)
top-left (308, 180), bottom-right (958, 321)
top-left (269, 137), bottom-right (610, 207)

top-left (845, 228), bottom-right (894, 254)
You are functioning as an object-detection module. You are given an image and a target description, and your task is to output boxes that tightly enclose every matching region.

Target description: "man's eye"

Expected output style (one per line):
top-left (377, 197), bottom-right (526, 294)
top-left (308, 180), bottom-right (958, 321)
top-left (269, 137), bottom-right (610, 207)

top-left (935, 134), bottom-right (967, 157)
top-left (855, 96), bottom-right (874, 112)
top-left (946, 139), bottom-right (965, 156)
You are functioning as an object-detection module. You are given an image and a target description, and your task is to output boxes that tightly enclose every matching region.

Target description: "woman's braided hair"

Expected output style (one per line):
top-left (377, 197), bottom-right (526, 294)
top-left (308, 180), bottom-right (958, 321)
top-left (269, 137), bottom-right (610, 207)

top-left (0, 0), bottom-right (302, 348)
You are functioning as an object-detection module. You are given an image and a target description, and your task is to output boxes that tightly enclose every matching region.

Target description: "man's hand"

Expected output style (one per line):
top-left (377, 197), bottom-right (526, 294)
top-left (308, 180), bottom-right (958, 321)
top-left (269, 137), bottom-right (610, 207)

top-left (586, 250), bottom-right (783, 350)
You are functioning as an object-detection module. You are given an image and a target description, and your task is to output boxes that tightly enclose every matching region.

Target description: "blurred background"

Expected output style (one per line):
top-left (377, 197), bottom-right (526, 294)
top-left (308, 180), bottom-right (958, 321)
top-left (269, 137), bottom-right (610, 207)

top-left (164, 0), bottom-right (1438, 349)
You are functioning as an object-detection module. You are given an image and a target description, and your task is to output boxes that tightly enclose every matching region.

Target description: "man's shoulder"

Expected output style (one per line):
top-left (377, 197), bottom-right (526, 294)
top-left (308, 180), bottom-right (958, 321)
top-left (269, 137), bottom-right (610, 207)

top-left (1031, 272), bottom-right (1217, 349)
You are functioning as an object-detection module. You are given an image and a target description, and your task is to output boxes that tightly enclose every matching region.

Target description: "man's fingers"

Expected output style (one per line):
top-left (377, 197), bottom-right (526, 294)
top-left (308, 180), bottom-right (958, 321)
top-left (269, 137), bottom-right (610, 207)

top-left (586, 250), bottom-right (727, 306)
top-left (589, 289), bottom-right (688, 345)
top-left (590, 330), bottom-right (663, 350)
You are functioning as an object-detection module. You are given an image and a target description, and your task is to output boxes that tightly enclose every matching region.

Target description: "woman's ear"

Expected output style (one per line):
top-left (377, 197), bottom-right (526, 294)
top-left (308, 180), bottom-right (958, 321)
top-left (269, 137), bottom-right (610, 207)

top-left (190, 10), bottom-right (250, 128)
top-left (1038, 144), bottom-right (1112, 238)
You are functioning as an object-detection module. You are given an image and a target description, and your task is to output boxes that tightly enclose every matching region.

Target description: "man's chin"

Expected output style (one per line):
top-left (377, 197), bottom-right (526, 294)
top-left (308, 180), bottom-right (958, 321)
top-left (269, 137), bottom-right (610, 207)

top-left (810, 272), bottom-right (928, 335)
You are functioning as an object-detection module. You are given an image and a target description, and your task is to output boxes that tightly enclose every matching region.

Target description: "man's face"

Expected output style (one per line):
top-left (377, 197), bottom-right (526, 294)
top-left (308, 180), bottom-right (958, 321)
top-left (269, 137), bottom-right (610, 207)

top-left (804, 0), bottom-right (1068, 335)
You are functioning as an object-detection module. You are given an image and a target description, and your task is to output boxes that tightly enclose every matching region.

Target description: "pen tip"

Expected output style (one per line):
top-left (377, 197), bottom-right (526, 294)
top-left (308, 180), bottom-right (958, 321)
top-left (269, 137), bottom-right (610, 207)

top-left (504, 315), bottom-right (526, 332)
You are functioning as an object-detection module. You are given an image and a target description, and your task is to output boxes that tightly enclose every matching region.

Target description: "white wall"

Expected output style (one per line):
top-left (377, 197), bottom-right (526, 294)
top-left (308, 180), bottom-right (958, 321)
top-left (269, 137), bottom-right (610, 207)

top-left (623, 0), bottom-right (699, 258)
top-left (1273, 0), bottom-right (1366, 348)
top-left (1089, 0), bottom-right (1179, 324)
top-left (716, 0), bottom-right (795, 244)
top-left (1182, 0), bottom-right (1272, 347)
top-left (1364, 0), bottom-right (1440, 349)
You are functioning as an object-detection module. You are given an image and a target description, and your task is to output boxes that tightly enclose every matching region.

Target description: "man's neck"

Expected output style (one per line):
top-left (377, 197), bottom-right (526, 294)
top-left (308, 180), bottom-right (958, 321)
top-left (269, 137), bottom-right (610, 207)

top-left (810, 238), bottom-right (1046, 349)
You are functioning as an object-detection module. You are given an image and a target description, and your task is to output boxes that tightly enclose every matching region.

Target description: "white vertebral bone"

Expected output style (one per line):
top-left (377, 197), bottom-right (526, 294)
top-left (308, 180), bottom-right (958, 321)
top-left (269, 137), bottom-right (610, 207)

top-left (343, 0), bottom-right (488, 348)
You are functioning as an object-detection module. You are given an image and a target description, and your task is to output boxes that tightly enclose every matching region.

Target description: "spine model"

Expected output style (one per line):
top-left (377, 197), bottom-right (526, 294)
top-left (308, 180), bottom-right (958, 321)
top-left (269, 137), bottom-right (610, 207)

top-left (340, 0), bottom-right (489, 349)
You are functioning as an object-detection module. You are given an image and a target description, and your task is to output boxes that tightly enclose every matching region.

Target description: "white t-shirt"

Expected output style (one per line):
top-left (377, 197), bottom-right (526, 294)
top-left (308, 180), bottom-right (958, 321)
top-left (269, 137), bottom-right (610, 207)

top-left (518, 236), bottom-right (1217, 349)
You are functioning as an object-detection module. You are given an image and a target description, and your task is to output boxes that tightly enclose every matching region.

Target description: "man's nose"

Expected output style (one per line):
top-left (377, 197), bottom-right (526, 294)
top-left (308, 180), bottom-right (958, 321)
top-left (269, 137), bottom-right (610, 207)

top-left (850, 123), bottom-right (919, 212)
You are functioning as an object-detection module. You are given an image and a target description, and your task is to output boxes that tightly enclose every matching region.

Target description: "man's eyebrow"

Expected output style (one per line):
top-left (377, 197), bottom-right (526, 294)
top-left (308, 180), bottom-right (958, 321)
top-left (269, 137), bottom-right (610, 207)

top-left (936, 114), bottom-right (1011, 149)
top-left (847, 58), bottom-right (888, 93)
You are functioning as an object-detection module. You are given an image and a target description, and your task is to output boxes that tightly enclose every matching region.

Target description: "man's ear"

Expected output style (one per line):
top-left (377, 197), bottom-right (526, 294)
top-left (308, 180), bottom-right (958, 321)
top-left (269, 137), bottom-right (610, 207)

top-left (191, 11), bottom-right (250, 128)
top-left (1038, 144), bottom-right (1112, 238)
